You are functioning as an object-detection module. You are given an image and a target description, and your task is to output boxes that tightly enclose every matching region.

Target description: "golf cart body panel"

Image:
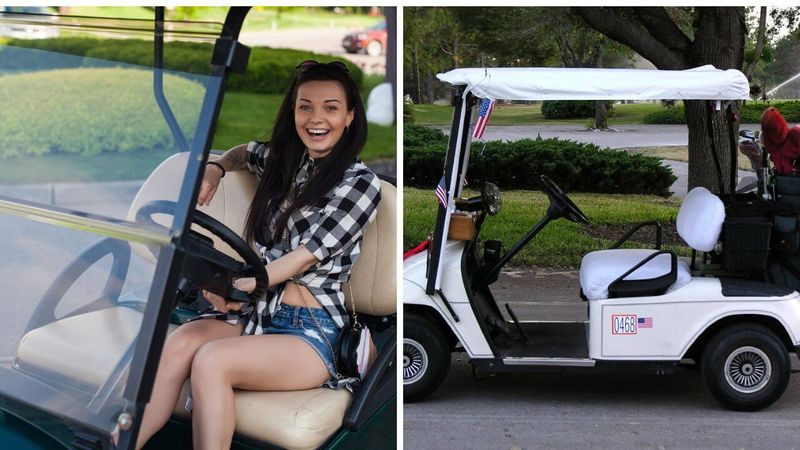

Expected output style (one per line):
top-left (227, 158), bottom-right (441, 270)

top-left (404, 244), bottom-right (493, 357)
top-left (404, 65), bottom-right (800, 410)
top-left (589, 277), bottom-right (800, 359)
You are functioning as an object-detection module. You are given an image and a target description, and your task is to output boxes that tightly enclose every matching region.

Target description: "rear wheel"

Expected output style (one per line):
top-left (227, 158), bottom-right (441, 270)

top-left (701, 323), bottom-right (790, 411)
top-left (365, 39), bottom-right (382, 57)
top-left (404, 313), bottom-right (451, 402)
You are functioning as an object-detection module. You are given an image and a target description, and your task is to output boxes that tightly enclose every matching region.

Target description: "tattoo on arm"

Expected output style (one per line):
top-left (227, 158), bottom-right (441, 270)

top-left (215, 144), bottom-right (249, 172)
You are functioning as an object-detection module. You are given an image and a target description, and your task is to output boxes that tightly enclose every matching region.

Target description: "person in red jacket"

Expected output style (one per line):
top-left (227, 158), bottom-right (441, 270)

top-left (761, 106), bottom-right (800, 174)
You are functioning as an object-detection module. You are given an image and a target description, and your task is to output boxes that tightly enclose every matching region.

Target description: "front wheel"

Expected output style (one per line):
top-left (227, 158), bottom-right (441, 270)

top-left (701, 323), bottom-right (790, 411)
top-left (404, 313), bottom-right (451, 402)
top-left (365, 39), bottom-right (383, 57)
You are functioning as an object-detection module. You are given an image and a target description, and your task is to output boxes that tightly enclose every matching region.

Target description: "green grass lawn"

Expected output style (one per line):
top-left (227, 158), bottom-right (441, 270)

top-left (404, 187), bottom-right (688, 268)
top-left (0, 91), bottom-right (394, 184)
top-left (67, 7), bottom-right (382, 31)
top-left (410, 102), bottom-right (665, 126)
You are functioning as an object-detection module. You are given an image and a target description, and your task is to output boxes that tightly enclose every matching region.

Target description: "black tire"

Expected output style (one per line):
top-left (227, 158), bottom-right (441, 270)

top-left (404, 313), bottom-right (451, 402)
top-left (701, 323), bottom-right (790, 411)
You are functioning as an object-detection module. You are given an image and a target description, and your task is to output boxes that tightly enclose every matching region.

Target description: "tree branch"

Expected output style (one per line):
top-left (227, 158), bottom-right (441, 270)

top-left (574, 7), bottom-right (689, 69)
top-left (744, 6), bottom-right (767, 80)
top-left (631, 7), bottom-right (692, 52)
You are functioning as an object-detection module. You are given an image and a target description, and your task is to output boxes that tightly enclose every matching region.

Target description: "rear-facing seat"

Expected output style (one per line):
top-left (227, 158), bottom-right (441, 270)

top-left (579, 187), bottom-right (725, 300)
top-left (15, 153), bottom-right (397, 450)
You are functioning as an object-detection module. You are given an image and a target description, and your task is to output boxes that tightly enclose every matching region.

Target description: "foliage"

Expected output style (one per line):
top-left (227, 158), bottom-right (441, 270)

top-left (0, 67), bottom-right (203, 158)
top-left (403, 123), bottom-right (448, 148)
top-left (740, 101), bottom-right (800, 123)
top-left (642, 105), bottom-right (687, 124)
top-left (404, 126), bottom-right (676, 196)
top-left (541, 100), bottom-right (614, 119)
top-left (0, 37), bottom-right (363, 94)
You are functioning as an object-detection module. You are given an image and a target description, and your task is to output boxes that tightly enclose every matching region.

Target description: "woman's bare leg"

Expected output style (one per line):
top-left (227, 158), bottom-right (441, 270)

top-left (189, 335), bottom-right (330, 450)
top-left (135, 319), bottom-right (242, 450)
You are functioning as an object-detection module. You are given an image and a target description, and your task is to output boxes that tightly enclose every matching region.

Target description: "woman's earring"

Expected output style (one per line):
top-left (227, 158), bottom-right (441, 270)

top-left (345, 125), bottom-right (349, 134)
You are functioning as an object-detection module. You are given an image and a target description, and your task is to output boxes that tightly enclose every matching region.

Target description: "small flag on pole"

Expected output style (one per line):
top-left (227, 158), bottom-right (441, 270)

top-left (473, 98), bottom-right (495, 140)
top-left (435, 176), bottom-right (448, 209)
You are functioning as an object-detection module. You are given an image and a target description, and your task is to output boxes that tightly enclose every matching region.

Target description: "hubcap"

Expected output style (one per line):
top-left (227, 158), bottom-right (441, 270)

top-left (724, 346), bottom-right (772, 394)
top-left (403, 338), bottom-right (428, 385)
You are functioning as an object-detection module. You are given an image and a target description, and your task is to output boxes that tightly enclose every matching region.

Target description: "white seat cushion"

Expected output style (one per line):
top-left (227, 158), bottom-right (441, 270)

top-left (677, 187), bottom-right (725, 252)
top-left (579, 249), bottom-right (691, 301)
top-left (16, 307), bottom-right (351, 450)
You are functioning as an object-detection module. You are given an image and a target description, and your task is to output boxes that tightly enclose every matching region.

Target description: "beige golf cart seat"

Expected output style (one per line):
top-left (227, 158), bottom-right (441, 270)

top-left (579, 187), bottom-right (724, 300)
top-left (16, 152), bottom-right (397, 450)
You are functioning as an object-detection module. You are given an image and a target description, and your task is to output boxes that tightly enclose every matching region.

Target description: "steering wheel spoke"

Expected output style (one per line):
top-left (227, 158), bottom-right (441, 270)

top-left (540, 175), bottom-right (591, 225)
top-left (135, 200), bottom-right (269, 304)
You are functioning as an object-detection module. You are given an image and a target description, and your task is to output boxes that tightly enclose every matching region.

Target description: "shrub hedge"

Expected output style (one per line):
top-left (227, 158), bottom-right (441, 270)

top-left (541, 100), bottom-right (613, 119)
top-left (405, 125), bottom-right (676, 197)
top-left (0, 67), bottom-right (203, 158)
top-left (0, 37), bottom-right (363, 94)
top-left (642, 101), bottom-right (800, 125)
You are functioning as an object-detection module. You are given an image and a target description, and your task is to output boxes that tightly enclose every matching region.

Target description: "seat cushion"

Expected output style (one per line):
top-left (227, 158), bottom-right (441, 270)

top-left (16, 307), bottom-right (351, 450)
top-left (677, 187), bottom-right (725, 252)
top-left (579, 249), bottom-right (691, 301)
top-left (174, 381), bottom-right (351, 450)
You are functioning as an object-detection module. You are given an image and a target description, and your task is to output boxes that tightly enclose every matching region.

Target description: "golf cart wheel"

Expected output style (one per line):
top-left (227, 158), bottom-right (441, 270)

top-left (404, 313), bottom-right (451, 402)
top-left (365, 39), bottom-right (383, 57)
top-left (701, 323), bottom-right (790, 411)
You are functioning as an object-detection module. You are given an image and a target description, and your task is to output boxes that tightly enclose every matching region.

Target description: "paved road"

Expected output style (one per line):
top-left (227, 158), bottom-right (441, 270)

top-left (240, 28), bottom-right (385, 75)
top-left (404, 269), bottom-right (800, 449)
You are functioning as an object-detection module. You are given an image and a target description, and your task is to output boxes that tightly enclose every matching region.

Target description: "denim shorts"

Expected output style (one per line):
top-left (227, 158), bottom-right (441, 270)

top-left (264, 304), bottom-right (339, 379)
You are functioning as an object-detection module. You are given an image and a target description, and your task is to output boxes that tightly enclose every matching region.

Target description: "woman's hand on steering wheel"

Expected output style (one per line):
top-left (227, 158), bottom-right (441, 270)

top-left (203, 277), bottom-right (256, 313)
top-left (198, 163), bottom-right (224, 206)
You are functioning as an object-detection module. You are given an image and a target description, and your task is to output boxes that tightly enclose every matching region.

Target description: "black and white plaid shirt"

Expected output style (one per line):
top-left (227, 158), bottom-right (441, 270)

top-left (242, 141), bottom-right (381, 331)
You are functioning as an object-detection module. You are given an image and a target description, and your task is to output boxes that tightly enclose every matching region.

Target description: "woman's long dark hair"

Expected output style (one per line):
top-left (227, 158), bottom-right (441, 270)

top-left (244, 63), bottom-right (368, 246)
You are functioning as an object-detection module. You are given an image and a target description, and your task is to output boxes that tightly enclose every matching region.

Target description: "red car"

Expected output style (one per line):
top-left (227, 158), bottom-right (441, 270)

top-left (342, 21), bottom-right (386, 57)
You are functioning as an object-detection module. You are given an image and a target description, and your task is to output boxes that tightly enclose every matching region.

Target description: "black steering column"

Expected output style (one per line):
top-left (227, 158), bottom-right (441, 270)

top-left (477, 175), bottom-right (589, 286)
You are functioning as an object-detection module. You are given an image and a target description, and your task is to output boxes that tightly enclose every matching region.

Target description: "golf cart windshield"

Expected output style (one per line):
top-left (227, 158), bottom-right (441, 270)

top-left (0, 11), bottom-right (227, 438)
top-left (424, 65), bottom-right (750, 295)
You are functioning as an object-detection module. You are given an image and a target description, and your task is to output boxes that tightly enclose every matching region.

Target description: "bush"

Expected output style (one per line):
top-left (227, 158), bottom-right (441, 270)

top-left (404, 126), bottom-right (676, 197)
top-left (642, 105), bottom-right (687, 124)
top-left (404, 123), bottom-right (448, 148)
top-left (541, 100), bottom-right (613, 119)
top-left (740, 101), bottom-right (800, 123)
top-left (0, 37), bottom-right (363, 94)
top-left (0, 67), bottom-right (203, 158)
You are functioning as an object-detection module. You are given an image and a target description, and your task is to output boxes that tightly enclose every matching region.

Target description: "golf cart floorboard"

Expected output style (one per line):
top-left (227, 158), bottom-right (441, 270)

top-left (492, 321), bottom-right (588, 358)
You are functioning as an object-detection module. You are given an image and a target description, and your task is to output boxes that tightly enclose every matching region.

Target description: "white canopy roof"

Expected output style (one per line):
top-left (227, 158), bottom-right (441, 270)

top-left (436, 65), bottom-right (749, 101)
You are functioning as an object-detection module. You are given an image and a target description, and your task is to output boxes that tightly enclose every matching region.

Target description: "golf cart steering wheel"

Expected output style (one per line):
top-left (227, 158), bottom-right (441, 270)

top-left (135, 200), bottom-right (268, 304)
top-left (541, 175), bottom-right (591, 225)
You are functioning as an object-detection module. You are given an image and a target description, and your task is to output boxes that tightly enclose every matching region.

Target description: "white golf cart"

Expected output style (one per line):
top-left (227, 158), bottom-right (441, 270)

top-left (403, 66), bottom-right (800, 411)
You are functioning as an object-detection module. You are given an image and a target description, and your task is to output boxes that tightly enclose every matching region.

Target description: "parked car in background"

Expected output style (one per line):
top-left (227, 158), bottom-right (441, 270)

top-left (342, 21), bottom-right (386, 57)
top-left (0, 7), bottom-right (58, 39)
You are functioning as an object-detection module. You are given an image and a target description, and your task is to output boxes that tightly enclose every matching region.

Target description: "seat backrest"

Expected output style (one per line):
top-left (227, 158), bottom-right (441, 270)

top-left (676, 186), bottom-right (725, 252)
top-left (128, 152), bottom-right (396, 316)
top-left (345, 180), bottom-right (396, 316)
top-left (127, 152), bottom-right (257, 264)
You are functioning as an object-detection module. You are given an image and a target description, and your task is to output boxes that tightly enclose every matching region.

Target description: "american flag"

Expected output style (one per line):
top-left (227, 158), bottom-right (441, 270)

top-left (638, 317), bottom-right (653, 329)
top-left (473, 98), bottom-right (495, 140)
top-left (435, 176), bottom-right (448, 208)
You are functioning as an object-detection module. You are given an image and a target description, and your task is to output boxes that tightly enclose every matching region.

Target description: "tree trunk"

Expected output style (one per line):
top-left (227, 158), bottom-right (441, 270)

top-left (425, 69), bottom-right (435, 104)
top-left (594, 101), bottom-right (608, 130)
top-left (411, 46), bottom-right (421, 103)
top-left (576, 7), bottom-right (745, 193)
top-left (685, 8), bottom-right (745, 194)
